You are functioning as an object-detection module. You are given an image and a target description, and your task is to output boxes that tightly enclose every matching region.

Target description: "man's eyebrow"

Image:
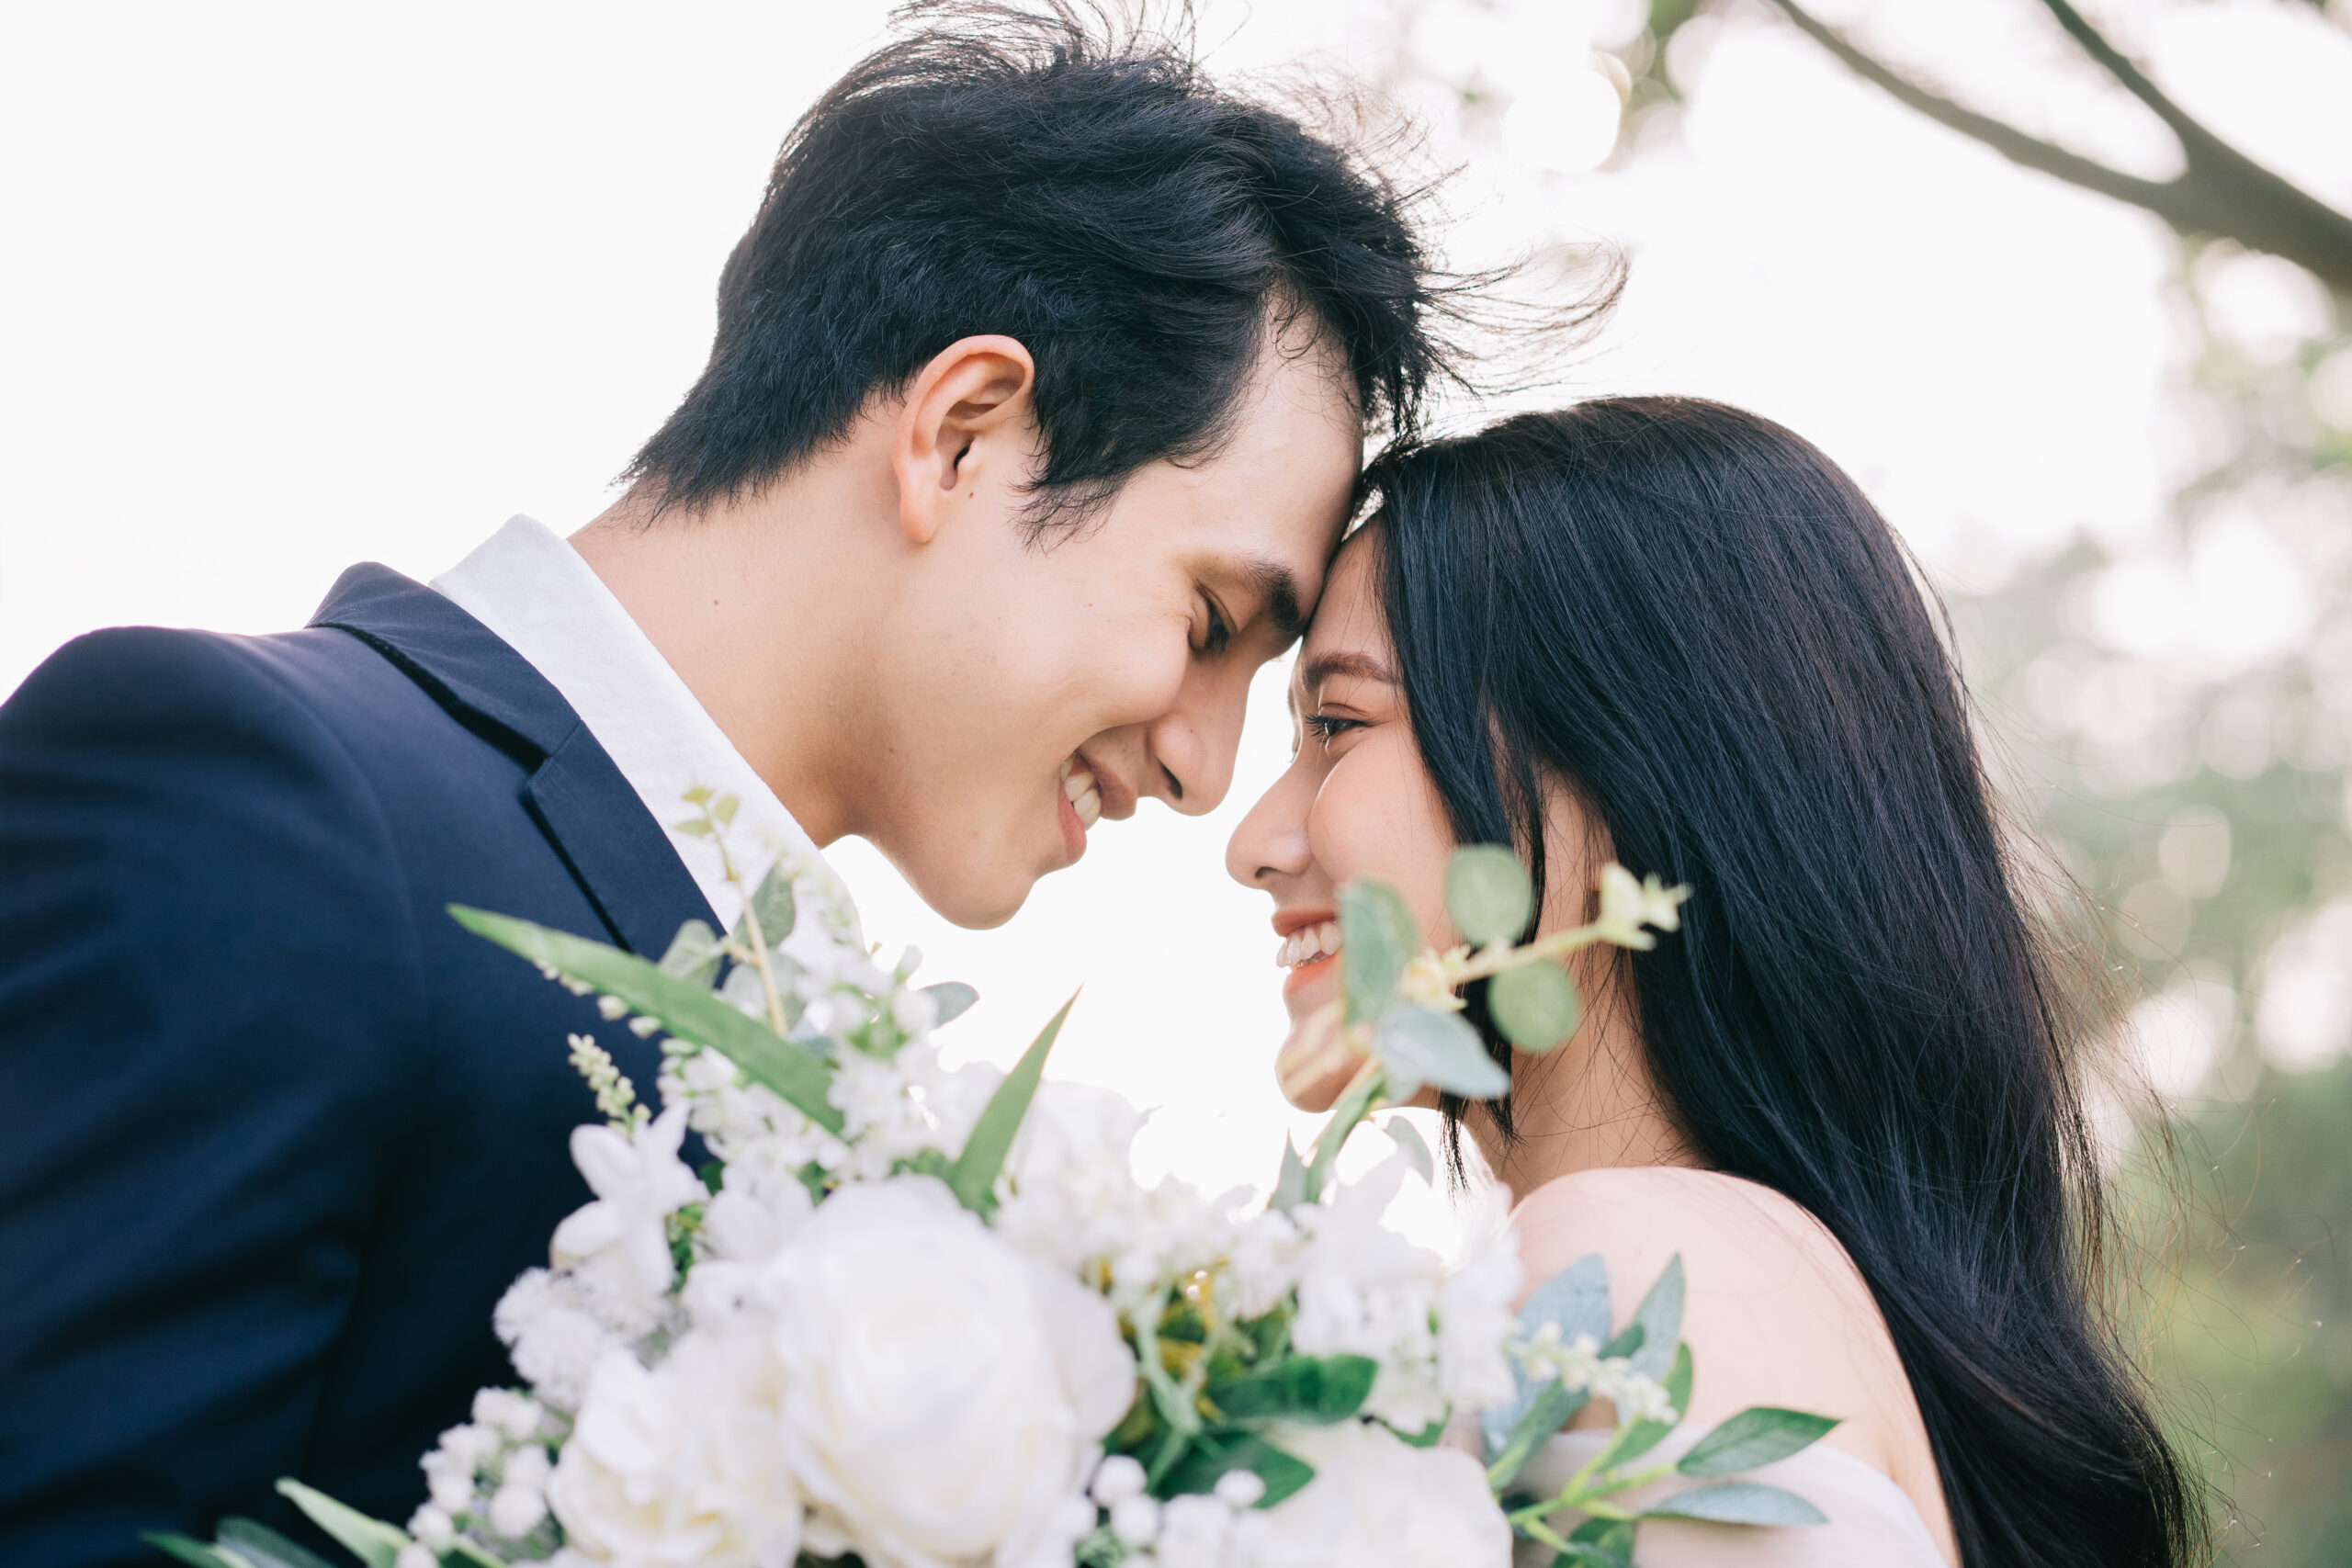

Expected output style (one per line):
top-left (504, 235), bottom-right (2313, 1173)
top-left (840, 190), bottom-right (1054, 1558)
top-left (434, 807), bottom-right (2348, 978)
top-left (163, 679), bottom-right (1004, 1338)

top-left (1299, 651), bottom-right (1396, 692)
top-left (1236, 555), bottom-right (1307, 642)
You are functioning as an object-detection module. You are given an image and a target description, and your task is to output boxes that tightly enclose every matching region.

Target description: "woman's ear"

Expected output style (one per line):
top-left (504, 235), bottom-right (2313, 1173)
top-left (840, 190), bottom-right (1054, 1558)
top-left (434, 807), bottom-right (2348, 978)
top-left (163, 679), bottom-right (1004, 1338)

top-left (892, 335), bottom-right (1038, 545)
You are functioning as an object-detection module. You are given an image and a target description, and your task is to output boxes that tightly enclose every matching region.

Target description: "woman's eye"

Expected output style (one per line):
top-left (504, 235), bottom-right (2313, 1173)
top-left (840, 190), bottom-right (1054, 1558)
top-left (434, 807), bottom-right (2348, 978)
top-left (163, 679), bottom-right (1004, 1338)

top-left (1199, 596), bottom-right (1232, 656)
top-left (1304, 714), bottom-right (1363, 744)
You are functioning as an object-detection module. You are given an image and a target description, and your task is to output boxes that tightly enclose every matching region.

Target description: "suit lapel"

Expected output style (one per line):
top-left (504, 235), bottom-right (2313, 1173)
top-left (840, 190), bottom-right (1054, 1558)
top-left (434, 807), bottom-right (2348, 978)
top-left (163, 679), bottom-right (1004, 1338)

top-left (311, 563), bottom-right (715, 954)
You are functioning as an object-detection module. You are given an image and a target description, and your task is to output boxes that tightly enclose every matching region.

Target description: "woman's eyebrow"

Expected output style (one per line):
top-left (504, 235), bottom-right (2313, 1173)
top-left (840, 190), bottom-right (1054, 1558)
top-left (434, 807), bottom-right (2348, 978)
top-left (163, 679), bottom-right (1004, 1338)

top-left (1299, 650), bottom-right (1396, 691)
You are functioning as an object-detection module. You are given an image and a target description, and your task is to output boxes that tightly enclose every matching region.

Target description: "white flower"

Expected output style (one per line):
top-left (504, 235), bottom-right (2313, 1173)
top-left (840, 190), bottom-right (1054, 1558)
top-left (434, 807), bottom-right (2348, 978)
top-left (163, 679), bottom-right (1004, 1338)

top-left (762, 1177), bottom-right (1136, 1568)
top-left (1287, 1158), bottom-right (1449, 1431)
top-left (1437, 1217), bottom-right (1522, 1411)
top-left (547, 1334), bottom-right (802, 1568)
top-left (1229, 1422), bottom-right (1510, 1568)
top-left (699, 1144), bottom-right (814, 1267)
top-left (496, 1270), bottom-right (620, 1412)
top-left (552, 1104), bottom-right (706, 1322)
top-left (395, 1546), bottom-right (436, 1568)
top-left (1593, 863), bottom-right (1690, 950)
top-left (489, 1483), bottom-right (548, 1539)
top-left (1153, 1495), bottom-right (1236, 1568)
top-left (1224, 1208), bottom-right (1303, 1321)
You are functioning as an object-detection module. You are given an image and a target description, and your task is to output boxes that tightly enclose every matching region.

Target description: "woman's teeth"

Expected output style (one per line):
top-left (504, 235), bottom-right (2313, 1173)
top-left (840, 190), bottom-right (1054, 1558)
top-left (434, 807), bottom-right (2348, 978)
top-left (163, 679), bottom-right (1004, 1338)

top-left (1276, 921), bottom-right (1344, 970)
top-left (1060, 759), bottom-right (1102, 829)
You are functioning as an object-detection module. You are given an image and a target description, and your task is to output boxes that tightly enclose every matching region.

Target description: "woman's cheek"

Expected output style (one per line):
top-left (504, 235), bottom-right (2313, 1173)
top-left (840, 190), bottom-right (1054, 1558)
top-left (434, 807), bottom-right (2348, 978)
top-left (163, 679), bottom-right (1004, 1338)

top-left (1306, 732), bottom-right (1457, 944)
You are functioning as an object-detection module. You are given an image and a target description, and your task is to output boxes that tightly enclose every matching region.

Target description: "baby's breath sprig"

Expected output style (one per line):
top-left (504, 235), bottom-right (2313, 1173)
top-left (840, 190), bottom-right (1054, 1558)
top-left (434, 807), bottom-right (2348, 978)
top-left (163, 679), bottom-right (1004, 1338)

top-left (565, 1032), bottom-right (646, 1131)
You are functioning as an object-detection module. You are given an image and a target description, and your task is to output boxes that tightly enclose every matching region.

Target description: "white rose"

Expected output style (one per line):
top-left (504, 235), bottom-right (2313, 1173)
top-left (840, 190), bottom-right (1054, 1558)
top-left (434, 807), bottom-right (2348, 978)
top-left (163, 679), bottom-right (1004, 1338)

top-left (546, 1335), bottom-right (802, 1568)
top-left (763, 1177), bottom-right (1136, 1568)
top-left (1288, 1158), bottom-right (1448, 1430)
top-left (1230, 1421), bottom-right (1511, 1568)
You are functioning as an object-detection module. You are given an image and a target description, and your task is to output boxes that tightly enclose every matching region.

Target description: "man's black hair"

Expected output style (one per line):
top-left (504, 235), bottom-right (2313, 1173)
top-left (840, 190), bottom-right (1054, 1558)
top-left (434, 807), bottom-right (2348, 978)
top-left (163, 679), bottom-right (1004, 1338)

top-left (624, 2), bottom-right (1463, 532)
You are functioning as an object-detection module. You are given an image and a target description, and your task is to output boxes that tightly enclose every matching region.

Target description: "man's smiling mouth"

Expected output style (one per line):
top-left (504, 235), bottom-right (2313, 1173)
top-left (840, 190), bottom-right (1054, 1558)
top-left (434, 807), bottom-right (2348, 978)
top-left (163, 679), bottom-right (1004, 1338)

top-left (1058, 756), bottom-right (1102, 829)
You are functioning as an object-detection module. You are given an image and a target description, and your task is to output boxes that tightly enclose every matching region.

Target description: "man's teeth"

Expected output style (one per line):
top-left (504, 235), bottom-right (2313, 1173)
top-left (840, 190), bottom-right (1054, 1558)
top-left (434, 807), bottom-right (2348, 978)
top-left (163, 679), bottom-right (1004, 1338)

top-left (1062, 763), bottom-right (1101, 829)
top-left (1276, 921), bottom-right (1345, 970)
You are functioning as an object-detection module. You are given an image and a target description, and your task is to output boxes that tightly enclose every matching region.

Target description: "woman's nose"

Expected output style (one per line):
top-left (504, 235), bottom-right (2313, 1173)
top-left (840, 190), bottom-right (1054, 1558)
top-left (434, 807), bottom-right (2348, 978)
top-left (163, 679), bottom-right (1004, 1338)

top-left (1226, 763), bottom-right (1313, 888)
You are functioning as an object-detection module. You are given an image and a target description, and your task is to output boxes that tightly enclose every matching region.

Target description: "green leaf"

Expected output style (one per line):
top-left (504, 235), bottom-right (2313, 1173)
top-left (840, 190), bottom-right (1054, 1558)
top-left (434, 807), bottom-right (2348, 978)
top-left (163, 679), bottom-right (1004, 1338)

top-left (922, 981), bottom-right (979, 1024)
top-left (273, 1481), bottom-right (407, 1568)
top-left (1599, 1322), bottom-right (1644, 1360)
top-left (449, 906), bottom-right (842, 1134)
top-left (1272, 1138), bottom-right (1309, 1213)
top-left (1551, 1545), bottom-right (1635, 1568)
top-left (711, 792), bottom-right (740, 825)
top-left (1444, 844), bottom-right (1532, 946)
top-left (946, 992), bottom-right (1076, 1213)
top-left (1396, 1418), bottom-right (1447, 1448)
top-left (673, 817), bottom-right (714, 837)
top-left (215, 1520), bottom-right (337, 1568)
top-left (1383, 1115), bottom-right (1434, 1183)
top-left (1642, 1483), bottom-right (1827, 1526)
top-left (1159, 1433), bottom-right (1316, 1507)
top-left (681, 784), bottom-right (712, 805)
top-left (1208, 1353), bottom-right (1377, 1424)
top-left (1374, 1004), bottom-right (1509, 1099)
top-left (657, 919), bottom-right (724, 985)
top-left (140, 1535), bottom-right (253, 1568)
top-left (1569, 1517), bottom-right (1637, 1554)
top-left (1485, 1254), bottom-right (1611, 1460)
top-left (1677, 1407), bottom-right (1841, 1477)
top-left (740, 861), bottom-right (795, 944)
top-left (1626, 1255), bottom-right (1685, 1382)
top-left (1337, 880), bottom-right (1417, 1023)
top-left (1488, 963), bottom-right (1581, 1054)
top-left (1303, 1065), bottom-right (1385, 1203)
top-left (1486, 1377), bottom-right (1589, 1491)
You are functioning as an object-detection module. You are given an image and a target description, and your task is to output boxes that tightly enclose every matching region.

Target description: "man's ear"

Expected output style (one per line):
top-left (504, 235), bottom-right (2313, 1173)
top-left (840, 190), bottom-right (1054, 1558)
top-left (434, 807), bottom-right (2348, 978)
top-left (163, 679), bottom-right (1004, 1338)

top-left (893, 335), bottom-right (1037, 546)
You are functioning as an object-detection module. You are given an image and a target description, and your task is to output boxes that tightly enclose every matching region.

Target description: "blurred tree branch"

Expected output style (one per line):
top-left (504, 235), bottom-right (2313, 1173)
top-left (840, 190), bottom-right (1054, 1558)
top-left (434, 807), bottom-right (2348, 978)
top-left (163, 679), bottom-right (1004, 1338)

top-left (1753, 0), bottom-right (2352, 293)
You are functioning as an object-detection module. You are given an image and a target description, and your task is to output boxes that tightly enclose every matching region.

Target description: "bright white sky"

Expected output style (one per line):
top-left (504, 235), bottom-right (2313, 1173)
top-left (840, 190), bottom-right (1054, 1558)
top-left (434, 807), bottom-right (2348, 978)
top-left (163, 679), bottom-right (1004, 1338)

top-left (5, 1), bottom-right (2347, 1243)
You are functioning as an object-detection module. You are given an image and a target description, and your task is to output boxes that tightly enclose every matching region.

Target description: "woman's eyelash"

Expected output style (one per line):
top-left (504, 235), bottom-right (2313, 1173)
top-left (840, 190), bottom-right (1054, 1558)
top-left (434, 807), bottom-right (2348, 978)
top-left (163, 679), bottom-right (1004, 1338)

top-left (1304, 714), bottom-right (1362, 741)
top-left (1201, 596), bottom-right (1232, 655)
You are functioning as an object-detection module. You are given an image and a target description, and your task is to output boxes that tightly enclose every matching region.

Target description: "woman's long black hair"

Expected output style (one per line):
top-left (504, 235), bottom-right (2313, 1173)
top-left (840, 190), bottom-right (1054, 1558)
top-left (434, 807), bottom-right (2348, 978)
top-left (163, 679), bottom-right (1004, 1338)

top-left (1364, 398), bottom-right (2199, 1568)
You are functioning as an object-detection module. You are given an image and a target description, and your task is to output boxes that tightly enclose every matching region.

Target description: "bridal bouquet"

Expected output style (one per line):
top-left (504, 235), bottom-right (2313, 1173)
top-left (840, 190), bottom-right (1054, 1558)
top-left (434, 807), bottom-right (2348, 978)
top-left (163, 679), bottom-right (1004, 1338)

top-left (154, 798), bottom-right (1836, 1568)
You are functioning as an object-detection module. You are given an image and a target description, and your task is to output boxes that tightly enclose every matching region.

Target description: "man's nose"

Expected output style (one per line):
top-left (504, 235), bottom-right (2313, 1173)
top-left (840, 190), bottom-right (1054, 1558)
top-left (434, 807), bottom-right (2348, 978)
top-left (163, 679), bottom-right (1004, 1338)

top-left (1145, 664), bottom-right (1250, 816)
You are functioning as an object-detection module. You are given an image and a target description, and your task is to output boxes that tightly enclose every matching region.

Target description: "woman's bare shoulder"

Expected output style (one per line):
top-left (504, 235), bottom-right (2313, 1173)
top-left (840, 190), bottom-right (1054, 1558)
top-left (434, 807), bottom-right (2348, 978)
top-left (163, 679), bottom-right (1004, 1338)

top-left (1509, 1168), bottom-right (1932, 1490)
top-left (1511, 1166), bottom-right (1866, 1310)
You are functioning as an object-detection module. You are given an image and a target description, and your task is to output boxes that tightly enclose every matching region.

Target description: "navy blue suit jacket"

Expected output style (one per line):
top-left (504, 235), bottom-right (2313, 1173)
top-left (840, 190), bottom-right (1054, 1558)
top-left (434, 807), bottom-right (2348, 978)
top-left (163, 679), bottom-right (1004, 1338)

top-left (0, 565), bottom-right (716, 1566)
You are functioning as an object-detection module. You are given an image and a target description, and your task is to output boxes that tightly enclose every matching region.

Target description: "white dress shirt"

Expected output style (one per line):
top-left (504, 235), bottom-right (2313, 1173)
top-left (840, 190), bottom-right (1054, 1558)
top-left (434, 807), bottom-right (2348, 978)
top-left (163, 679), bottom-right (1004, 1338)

top-left (432, 514), bottom-right (819, 930)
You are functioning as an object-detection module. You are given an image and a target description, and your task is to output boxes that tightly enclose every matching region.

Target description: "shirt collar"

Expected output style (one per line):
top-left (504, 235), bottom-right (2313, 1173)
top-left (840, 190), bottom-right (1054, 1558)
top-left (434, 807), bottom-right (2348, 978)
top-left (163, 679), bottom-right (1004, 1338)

top-left (431, 514), bottom-right (816, 928)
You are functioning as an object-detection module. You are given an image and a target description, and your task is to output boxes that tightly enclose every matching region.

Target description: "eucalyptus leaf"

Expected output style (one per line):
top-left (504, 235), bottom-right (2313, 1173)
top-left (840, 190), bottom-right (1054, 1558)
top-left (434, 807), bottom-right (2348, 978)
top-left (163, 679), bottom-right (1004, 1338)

top-left (1208, 1353), bottom-right (1377, 1424)
top-left (946, 992), bottom-right (1076, 1213)
top-left (274, 1481), bottom-right (407, 1568)
top-left (1485, 1377), bottom-right (1589, 1491)
top-left (1444, 844), bottom-right (1532, 946)
top-left (1642, 1483), bottom-right (1827, 1526)
top-left (1626, 1255), bottom-right (1685, 1382)
top-left (449, 906), bottom-right (842, 1134)
top-left (1488, 962), bottom-right (1581, 1054)
top-left (1374, 1004), bottom-right (1509, 1099)
top-left (140, 1535), bottom-right (253, 1568)
top-left (1677, 1407), bottom-right (1841, 1477)
top-left (1484, 1253), bottom-right (1611, 1461)
top-left (1383, 1115), bottom-right (1434, 1183)
top-left (741, 861), bottom-right (795, 944)
top-left (1158, 1433), bottom-right (1316, 1508)
top-left (922, 981), bottom-right (979, 1024)
top-left (1337, 880), bottom-right (1416, 1023)
top-left (657, 919), bottom-right (724, 986)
